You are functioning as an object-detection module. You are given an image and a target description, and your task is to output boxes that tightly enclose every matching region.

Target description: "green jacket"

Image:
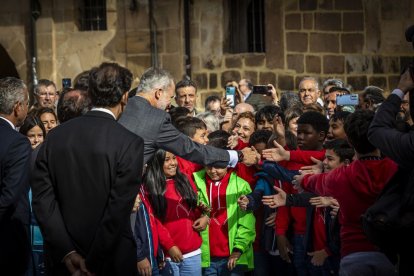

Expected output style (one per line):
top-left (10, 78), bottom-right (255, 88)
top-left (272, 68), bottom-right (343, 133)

top-left (193, 170), bottom-right (256, 269)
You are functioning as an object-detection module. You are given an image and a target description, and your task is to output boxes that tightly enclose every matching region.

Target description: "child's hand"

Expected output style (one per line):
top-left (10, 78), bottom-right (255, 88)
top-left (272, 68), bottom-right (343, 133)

top-left (292, 174), bottom-right (305, 192)
top-left (137, 258), bottom-right (152, 276)
top-left (308, 249), bottom-right (328, 266)
top-left (300, 157), bottom-right (323, 175)
top-left (273, 115), bottom-right (285, 138)
top-left (192, 216), bottom-right (209, 232)
top-left (237, 195), bottom-right (249, 211)
top-left (330, 198), bottom-right (340, 218)
top-left (198, 202), bottom-right (211, 214)
top-left (262, 186), bottom-right (286, 208)
top-left (264, 212), bottom-right (276, 227)
top-left (228, 134), bottom-right (239, 149)
top-left (227, 251), bottom-right (242, 270)
top-left (277, 235), bottom-right (292, 263)
top-left (309, 196), bottom-right (334, 208)
top-left (262, 141), bottom-right (290, 162)
top-left (168, 246), bottom-right (183, 263)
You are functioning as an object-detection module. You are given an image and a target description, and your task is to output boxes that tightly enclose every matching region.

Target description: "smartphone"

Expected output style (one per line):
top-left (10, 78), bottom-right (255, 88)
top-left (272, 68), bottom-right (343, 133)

top-left (226, 86), bottom-right (236, 107)
top-left (336, 94), bottom-right (358, 106)
top-left (62, 78), bottom-right (72, 89)
top-left (253, 85), bottom-right (272, 95)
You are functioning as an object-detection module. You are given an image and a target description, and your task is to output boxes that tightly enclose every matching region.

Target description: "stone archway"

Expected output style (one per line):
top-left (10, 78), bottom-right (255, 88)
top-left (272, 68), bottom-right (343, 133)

top-left (0, 44), bottom-right (19, 79)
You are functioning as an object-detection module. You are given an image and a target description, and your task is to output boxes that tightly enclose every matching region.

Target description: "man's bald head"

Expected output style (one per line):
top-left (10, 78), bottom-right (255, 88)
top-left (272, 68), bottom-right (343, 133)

top-left (233, 103), bottom-right (254, 121)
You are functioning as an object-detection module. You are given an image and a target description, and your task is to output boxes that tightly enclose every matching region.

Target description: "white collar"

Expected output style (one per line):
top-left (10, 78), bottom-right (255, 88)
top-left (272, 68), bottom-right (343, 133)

top-left (0, 116), bottom-right (16, 130)
top-left (91, 107), bottom-right (116, 119)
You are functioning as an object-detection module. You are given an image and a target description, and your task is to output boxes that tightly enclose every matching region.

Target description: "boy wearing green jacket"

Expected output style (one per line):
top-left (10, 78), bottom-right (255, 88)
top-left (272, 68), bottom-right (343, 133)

top-left (192, 132), bottom-right (255, 275)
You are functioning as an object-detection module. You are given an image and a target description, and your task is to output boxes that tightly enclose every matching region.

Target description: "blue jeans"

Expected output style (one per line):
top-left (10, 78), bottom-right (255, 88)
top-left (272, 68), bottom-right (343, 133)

top-left (203, 257), bottom-right (245, 276)
top-left (293, 234), bottom-right (308, 276)
top-left (162, 254), bottom-right (201, 276)
top-left (339, 252), bottom-right (397, 276)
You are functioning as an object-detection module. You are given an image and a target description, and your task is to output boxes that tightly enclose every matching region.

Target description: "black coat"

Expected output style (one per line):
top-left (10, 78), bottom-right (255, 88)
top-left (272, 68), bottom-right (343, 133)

top-left (31, 111), bottom-right (144, 275)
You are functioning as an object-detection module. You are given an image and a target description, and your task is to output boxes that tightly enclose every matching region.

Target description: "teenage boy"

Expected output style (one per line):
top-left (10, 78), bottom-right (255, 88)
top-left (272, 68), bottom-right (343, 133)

top-left (193, 136), bottom-right (256, 275)
top-left (261, 111), bottom-right (329, 276)
top-left (175, 116), bottom-right (209, 178)
top-left (255, 105), bottom-right (284, 131)
top-left (326, 111), bottom-right (350, 141)
top-left (294, 110), bottom-right (398, 275)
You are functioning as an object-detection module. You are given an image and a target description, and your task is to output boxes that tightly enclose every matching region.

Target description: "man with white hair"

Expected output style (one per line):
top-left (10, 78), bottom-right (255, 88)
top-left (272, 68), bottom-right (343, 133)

top-left (119, 67), bottom-right (259, 167)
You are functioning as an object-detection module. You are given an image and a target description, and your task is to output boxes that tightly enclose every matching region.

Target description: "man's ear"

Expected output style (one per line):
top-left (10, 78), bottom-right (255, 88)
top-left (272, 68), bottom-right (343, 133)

top-left (154, 88), bottom-right (162, 100)
top-left (13, 101), bottom-right (21, 117)
top-left (317, 89), bottom-right (321, 98)
top-left (121, 92), bottom-right (129, 106)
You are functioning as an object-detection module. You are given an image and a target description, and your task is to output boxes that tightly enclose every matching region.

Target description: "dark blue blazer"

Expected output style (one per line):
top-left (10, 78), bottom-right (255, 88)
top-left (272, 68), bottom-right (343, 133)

top-left (0, 117), bottom-right (31, 273)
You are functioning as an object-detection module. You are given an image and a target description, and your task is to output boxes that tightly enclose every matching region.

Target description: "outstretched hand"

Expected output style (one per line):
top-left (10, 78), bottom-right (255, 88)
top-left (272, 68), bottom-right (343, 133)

top-left (300, 156), bottom-right (323, 175)
top-left (262, 141), bottom-right (290, 162)
top-left (237, 195), bottom-right (249, 211)
top-left (262, 186), bottom-right (287, 208)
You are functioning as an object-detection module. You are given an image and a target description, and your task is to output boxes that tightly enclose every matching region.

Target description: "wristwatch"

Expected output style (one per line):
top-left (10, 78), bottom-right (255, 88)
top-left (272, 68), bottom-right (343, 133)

top-left (237, 150), bottom-right (244, 162)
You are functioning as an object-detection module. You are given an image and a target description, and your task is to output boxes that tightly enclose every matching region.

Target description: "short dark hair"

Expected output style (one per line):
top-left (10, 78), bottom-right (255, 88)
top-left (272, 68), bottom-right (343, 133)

top-left (249, 130), bottom-right (272, 146)
top-left (323, 139), bottom-right (354, 162)
top-left (169, 106), bottom-right (191, 125)
top-left (205, 95), bottom-right (220, 110)
top-left (19, 115), bottom-right (46, 137)
top-left (35, 79), bottom-right (56, 95)
top-left (57, 88), bottom-right (91, 123)
top-left (279, 91), bottom-right (302, 113)
top-left (297, 111), bottom-right (329, 134)
top-left (255, 105), bottom-right (284, 124)
top-left (175, 116), bottom-right (206, 138)
top-left (175, 79), bottom-right (197, 94)
top-left (88, 62), bottom-right (132, 107)
top-left (330, 111), bottom-right (351, 123)
top-left (344, 110), bottom-right (376, 154)
top-left (361, 86), bottom-right (385, 105)
top-left (34, 107), bottom-right (57, 121)
top-left (73, 71), bottom-right (90, 91)
top-left (207, 130), bottom-right (230, 150)
top-left (328, 86), bottom-right (350, 94)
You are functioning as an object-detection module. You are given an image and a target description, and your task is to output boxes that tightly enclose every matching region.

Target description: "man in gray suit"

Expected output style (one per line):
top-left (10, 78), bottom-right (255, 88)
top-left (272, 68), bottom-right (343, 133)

top-left (119, 67), bottom-right (259, 167)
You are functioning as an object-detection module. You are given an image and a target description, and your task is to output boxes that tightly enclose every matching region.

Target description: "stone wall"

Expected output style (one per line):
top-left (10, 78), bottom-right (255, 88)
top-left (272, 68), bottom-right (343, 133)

top-left (0, 0), bottom-right (413, 110)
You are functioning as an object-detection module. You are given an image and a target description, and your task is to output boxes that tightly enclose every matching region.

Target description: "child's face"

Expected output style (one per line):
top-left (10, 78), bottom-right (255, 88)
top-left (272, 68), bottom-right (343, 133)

top-left (323, 149), bottom-right (344, 172)
top-left (288, 117), bottom-right (299, 136)
top-left (297, 123), bottom-right (324, 150)
top-left (206, 166), bottom-right (228, 181)
top-left (256, 117), bottom-right (273, 131)
top-left (163, 152), bottom-right (178, 178)
top-left (192, 128), bottom-right (209, 145)
top-left (233, 117), bottom-right (255, 143)
top-left (327, 119), bottom-right (346, 140)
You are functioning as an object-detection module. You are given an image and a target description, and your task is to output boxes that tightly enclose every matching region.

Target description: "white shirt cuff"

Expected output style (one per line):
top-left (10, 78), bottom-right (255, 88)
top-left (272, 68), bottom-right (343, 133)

top-left (392, 89), bottom-right (404, 100)
top-left (227, 150), bottom-right (238, 168)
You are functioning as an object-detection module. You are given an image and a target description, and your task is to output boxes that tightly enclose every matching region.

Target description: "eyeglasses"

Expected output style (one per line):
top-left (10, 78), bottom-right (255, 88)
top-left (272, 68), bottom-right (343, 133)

top-left (36, 92), bottom-right (57, 98)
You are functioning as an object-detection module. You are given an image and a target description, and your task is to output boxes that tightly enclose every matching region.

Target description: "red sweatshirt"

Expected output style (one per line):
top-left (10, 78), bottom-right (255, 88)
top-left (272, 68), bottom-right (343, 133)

top-left (206, 172), bottom-right (232, 257)
top-left (139, 187), bottom-right (175, 255)
top-left (302, 158), bottom-right (398, 257)
top-left (275, 149), bottom-right (326, 236)
top-left (176, 156), bottom-right (203, 181)
top-left (162, 179), bottom-right (202, 255)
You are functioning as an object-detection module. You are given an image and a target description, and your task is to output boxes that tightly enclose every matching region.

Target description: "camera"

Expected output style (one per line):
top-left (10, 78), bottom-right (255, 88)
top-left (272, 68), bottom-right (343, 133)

top-left (225, 86), bottom-right (236, 107)
top-left (252, 85), bottom-right (272, 95)
top-left (336, 94), bottom-right (358, 106)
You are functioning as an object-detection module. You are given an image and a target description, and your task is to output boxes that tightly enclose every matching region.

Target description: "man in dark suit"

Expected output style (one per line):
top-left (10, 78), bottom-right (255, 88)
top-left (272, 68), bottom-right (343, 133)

top-left (32, 63), bottom-right (144, 275)
top-left (0, 77), bottom-right (31, 275)
top-left (119, 67), bottom-right (259, 167)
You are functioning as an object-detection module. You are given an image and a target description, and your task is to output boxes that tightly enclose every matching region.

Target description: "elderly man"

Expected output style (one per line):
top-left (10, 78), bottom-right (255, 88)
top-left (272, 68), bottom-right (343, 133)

top-left (33, 79), bottom-right (58, 109)
top-left (175, 79), bottom-right (198, 116)
top-left (119, 67), bottom-right (259, 167)
top-left (298, 77), bottom-right (322, 106)
top-left (0, 77), bottom-right (31, 274)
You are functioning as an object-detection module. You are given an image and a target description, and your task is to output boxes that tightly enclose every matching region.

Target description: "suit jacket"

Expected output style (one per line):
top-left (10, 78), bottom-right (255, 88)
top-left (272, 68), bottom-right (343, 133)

top-left (31, 111), bottom-right (144, 275)
top-left (119, 96), bottom-right (229, 166)
top-left (0, 117), bottom-right (31, 273)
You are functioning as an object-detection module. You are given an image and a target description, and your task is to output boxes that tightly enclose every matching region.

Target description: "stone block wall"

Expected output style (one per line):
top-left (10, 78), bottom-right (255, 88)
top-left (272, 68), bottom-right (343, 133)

top-left (0, 0), bottom-right (413, 110)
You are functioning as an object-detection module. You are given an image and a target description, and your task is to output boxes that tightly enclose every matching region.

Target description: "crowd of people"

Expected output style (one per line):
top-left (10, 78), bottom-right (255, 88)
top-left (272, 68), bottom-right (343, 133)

top-left (1, 61), bottom-right (414, 276)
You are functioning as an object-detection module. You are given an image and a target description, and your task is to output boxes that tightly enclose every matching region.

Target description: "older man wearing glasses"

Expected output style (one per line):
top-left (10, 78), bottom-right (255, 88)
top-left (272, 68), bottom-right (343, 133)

top-left (33, 79), bottom-right (58, 109)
